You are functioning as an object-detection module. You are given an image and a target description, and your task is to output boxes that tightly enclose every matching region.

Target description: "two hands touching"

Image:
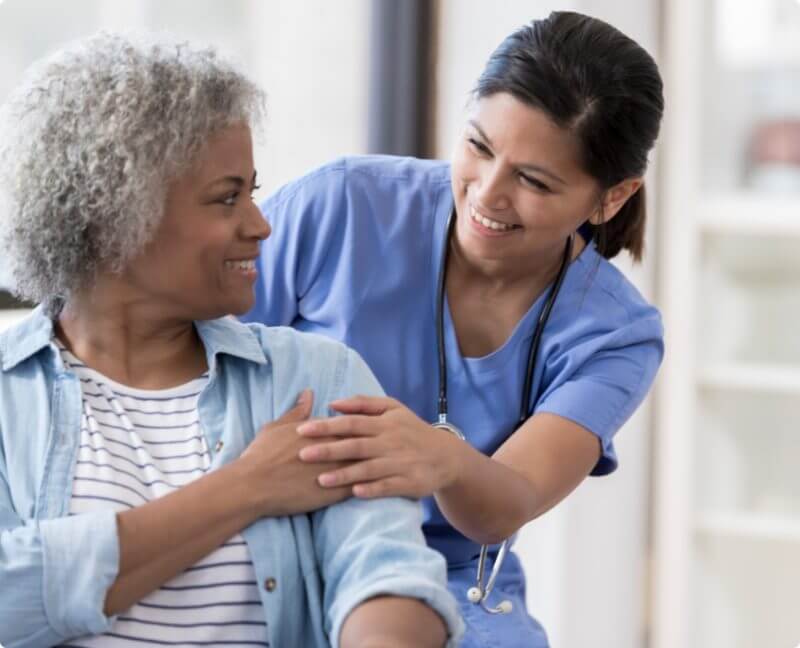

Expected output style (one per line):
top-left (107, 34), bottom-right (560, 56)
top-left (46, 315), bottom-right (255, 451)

top-left (241, 389), bottom-right (463, 515)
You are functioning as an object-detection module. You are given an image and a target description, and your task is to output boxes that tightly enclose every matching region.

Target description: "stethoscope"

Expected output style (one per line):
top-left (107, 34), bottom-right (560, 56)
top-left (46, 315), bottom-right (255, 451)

top-left (432, 209), bottom-right (574, 615)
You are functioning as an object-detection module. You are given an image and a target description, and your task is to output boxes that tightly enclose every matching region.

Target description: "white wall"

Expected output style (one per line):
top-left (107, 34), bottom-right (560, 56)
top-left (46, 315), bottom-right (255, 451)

top-left (0, 0), bottom-right (370, 203)
top-left (434, 3), bottom-right (661, 647)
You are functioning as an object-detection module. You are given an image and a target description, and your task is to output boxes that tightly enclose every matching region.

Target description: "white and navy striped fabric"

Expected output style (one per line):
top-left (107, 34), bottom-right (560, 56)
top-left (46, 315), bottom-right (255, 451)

top-left (56, 342), bottom-right (269, 647)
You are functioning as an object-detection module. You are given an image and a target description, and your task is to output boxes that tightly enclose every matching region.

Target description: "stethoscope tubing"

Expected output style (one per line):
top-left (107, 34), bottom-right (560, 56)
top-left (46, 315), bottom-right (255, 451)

top-left (434, 208), bottom-right (575, 613)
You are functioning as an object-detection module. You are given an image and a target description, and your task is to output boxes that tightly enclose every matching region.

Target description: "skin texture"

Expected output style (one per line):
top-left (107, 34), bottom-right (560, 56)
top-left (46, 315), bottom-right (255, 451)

top-left (56, 124), bottom-right (445, 647)
top-left (296, 93), bottom-right (643, 543)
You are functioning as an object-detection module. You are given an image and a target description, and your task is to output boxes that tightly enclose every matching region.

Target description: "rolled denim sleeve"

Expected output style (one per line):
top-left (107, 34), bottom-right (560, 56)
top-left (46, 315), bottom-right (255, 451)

top-left (314, 497), bottom-right (463, 648)
top-left (0, 481), bottom-right (119, 647)
top-left (312, 348), bottom-right (464, 647)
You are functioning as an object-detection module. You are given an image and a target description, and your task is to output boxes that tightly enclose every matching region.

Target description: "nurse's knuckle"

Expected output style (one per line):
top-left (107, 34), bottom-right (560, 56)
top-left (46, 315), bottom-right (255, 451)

top-left (351, 438), bottom-right (369, 456)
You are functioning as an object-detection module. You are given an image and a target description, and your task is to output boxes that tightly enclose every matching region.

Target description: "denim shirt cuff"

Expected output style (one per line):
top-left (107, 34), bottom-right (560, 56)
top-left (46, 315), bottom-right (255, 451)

top-left (39, 509), bottom-right (120, 637)
top-left (328, 576), bottom-right (465, 648)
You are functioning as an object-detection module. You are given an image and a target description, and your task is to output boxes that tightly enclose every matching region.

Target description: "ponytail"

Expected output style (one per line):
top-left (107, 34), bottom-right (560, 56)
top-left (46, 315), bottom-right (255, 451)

top-left (584, 184), bottom-right (646, 262)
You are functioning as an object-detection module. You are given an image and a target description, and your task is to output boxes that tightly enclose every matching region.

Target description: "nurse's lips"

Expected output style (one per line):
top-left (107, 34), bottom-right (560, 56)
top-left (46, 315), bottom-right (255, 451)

top-left (468, 204), bottom-right (520, 233)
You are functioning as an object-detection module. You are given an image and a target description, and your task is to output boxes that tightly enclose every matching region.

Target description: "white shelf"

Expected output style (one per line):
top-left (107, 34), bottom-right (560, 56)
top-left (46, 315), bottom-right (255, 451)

top-left (699, 363), bottom-right (800, 394)
top-left (697, 512), bottom-right (800, 543)
top-left (697, 194), bottom-right (800, 236)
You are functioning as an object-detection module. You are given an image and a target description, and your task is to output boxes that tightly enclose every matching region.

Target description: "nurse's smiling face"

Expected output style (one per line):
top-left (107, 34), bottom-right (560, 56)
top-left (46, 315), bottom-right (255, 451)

top-left (450, 93), bottom-right (621, 271)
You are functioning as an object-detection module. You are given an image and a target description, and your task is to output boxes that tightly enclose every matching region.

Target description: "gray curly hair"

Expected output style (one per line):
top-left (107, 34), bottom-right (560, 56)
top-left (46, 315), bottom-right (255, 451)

top-left (0, 32), bottom-right (265, 309)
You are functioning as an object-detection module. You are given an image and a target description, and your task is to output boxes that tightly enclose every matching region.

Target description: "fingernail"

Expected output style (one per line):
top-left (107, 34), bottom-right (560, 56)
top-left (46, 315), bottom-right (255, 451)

top-left (296, 422), bottom-right (312, 435)
top-left (296, 389), bottom-right (311, 406)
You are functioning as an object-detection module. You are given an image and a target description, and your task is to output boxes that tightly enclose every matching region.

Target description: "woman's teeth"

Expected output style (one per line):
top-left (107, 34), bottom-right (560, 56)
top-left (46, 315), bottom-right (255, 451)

top-left (470, 206), bottom-right (517, 231)
top-left (225, 259), bottom-right (256, 271)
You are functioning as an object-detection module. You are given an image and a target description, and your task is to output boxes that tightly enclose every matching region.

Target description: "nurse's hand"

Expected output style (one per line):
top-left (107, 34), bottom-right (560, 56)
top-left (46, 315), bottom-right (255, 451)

top-left (295, 395), bottom-right (463, 499)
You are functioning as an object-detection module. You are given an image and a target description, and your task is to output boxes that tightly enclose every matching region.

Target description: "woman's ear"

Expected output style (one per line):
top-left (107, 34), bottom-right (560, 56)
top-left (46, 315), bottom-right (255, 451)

top-left (591, 178), bottom-right (643, 224)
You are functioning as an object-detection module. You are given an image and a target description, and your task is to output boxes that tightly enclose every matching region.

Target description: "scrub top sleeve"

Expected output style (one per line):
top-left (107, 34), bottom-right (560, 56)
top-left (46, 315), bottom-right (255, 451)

top-left (245, 163), bottom-right (348, 326)
top-left (535, 316), bottom-right (664, 476)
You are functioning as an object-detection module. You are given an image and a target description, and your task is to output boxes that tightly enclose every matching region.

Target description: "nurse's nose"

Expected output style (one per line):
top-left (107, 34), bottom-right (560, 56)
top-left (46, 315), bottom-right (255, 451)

top-left (475, 163), bottom-right (511, 211)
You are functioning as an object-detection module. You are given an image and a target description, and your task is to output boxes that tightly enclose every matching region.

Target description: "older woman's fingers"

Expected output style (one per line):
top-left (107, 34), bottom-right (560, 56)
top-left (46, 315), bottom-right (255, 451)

top-left (298, 437), bottom-right (377, 462)
top-left (296, 414), bottom-right (379, 438)
top-left (327, 395), bottom-right (400, 415)
top-left (317, 458), bottom-right (395, 487)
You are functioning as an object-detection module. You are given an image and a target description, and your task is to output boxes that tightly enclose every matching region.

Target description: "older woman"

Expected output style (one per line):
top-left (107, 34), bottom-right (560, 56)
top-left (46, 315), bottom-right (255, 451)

top-left (0, 33), bottom-right (462, 648)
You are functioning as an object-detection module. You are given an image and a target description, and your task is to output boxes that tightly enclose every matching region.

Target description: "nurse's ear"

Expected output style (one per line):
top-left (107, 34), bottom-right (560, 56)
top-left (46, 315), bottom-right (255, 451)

top-left (589, 178), bottom-right (643, 225)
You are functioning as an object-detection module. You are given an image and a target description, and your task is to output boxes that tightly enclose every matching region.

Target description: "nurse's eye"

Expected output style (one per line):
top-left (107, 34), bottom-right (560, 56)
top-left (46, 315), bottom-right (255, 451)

top-left (519, 172), bottom-right (551, 193)
top-left (249, 184), bottom-right (262, 201)
top-left (467, 137), bottom-right (492, 157)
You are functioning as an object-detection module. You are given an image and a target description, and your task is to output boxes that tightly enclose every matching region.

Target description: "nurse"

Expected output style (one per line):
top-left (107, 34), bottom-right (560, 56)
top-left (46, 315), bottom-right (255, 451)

top-left (243, 11), bottom-right (664, 648)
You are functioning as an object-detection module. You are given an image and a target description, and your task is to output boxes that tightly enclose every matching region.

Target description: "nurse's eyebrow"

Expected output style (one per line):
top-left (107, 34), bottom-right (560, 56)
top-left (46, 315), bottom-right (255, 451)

top-left (468, 120), bottom-right (567, 186)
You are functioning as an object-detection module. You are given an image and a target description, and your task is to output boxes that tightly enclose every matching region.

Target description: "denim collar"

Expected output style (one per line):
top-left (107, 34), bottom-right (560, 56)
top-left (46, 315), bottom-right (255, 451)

top-left (0, 305), bottom-right (267, 372)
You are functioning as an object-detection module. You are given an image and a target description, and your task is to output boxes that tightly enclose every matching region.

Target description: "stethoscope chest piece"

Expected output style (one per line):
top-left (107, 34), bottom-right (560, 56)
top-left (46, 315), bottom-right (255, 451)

top-left (432, 417), bottom-right (466, 441)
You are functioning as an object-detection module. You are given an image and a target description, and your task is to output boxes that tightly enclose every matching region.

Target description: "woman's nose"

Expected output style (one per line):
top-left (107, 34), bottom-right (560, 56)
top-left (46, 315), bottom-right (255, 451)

top-left (475, 165), bottom-right (511, 211)
top-left (245, 202), bottom-right (271, 241)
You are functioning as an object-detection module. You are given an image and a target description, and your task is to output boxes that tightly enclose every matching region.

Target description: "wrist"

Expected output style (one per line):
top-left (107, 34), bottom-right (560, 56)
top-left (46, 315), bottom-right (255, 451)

top-left (434, 425), bottom-right (470, 492)
top-left (221, 458), bottom-right (271, 520)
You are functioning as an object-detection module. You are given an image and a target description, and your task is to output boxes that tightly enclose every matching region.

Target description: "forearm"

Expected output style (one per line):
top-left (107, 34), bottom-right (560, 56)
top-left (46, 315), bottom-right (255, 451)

top-left (436, 414), bottom-right (601, 544)
top-left (434, 440), bottom-right (541, 545)
top-left (340, 596), bottom-right (447, 648)
top-left (104, 461), bottom-right (260, 615)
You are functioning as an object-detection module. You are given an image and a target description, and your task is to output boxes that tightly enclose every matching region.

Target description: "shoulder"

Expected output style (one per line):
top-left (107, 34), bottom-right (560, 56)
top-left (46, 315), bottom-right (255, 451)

top-left (569, 249), bottom-right (663, 342)
top-left (263, 155), bottom-right (450, 211)
top-left (243, 322), bottom-right (383, 409)
top-left (245, 321), bottom-right (351, 365)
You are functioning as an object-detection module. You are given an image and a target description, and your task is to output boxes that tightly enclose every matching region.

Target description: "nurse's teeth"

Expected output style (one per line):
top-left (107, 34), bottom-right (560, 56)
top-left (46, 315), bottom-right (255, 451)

top-left (469, 205), bottom-right (516, 231)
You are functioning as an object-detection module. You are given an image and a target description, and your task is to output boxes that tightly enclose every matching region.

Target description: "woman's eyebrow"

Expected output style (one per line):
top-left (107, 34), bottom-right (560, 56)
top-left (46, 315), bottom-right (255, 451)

top-left (206, 170), bottom-right (258, 190)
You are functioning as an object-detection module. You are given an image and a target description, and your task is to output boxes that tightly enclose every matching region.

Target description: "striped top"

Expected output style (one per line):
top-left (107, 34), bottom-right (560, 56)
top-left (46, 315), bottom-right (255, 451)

top-left (56, 342), bottom-right (269, 647)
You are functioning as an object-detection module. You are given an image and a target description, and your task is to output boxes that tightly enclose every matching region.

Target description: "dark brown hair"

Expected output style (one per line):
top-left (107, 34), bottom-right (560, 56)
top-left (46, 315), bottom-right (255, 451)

top-left (475, 11), bottom-right (664, 261)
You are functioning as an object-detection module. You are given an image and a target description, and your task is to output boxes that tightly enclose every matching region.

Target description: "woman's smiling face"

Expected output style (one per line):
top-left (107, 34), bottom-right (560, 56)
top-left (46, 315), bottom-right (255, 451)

top-left (122, 122), bottom-right (270, 320)
top-left (450, 92), bottom-right (604, 268)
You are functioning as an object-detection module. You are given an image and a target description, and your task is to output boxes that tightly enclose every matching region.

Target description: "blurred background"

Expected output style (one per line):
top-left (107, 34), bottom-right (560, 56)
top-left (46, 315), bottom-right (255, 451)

top-left (1, 1), bottom-right (798, 646)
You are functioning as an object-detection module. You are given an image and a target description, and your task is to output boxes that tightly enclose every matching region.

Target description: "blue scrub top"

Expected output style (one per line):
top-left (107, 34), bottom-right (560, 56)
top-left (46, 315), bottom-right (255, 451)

top-left (243, 155), bottom-right (664, 644)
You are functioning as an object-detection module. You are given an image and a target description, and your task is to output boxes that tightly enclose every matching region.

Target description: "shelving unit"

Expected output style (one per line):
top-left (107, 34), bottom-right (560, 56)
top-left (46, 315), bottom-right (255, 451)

top-left (698, 194), bottom-right (800, 236)
top-left (697, 512), bottom-right (800, 543)
top-left (653, 1), bottom-right (800, 647)
top-left (699, 363), bottom-right (800, 394)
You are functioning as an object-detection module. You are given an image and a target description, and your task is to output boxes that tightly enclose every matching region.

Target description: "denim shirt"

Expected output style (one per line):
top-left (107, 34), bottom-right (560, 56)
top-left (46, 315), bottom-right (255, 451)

top-left (0, 307), bottom-right (463, 648)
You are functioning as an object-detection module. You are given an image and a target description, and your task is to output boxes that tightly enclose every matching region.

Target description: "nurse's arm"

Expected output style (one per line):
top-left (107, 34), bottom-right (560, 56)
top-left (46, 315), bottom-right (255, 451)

top-left (298, 398), bottom-right (599, 545)
top-left (436, 413), bottom-right (600, 543)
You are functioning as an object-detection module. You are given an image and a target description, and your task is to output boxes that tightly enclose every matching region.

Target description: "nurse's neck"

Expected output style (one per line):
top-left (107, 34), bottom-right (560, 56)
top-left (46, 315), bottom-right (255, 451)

top-left (447, 231), bottom-right (583, 297)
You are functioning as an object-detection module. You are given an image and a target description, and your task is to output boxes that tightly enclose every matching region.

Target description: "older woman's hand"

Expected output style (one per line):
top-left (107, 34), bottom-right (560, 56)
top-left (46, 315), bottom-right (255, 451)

top-left (295, 396), bottom-right (464, 499)
top-left (238, 390), bottom-right (353, 516)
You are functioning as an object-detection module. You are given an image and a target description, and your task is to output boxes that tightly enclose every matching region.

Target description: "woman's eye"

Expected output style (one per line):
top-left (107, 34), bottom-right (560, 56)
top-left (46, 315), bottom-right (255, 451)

top-left (467, 137), bottom-right (491, 156)
top-left (519, 173), bottom-right (550, 193)
top-left (221, 192), bottom-right (240, 206)
top-left (249, 184), bottom-right (262, 201)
